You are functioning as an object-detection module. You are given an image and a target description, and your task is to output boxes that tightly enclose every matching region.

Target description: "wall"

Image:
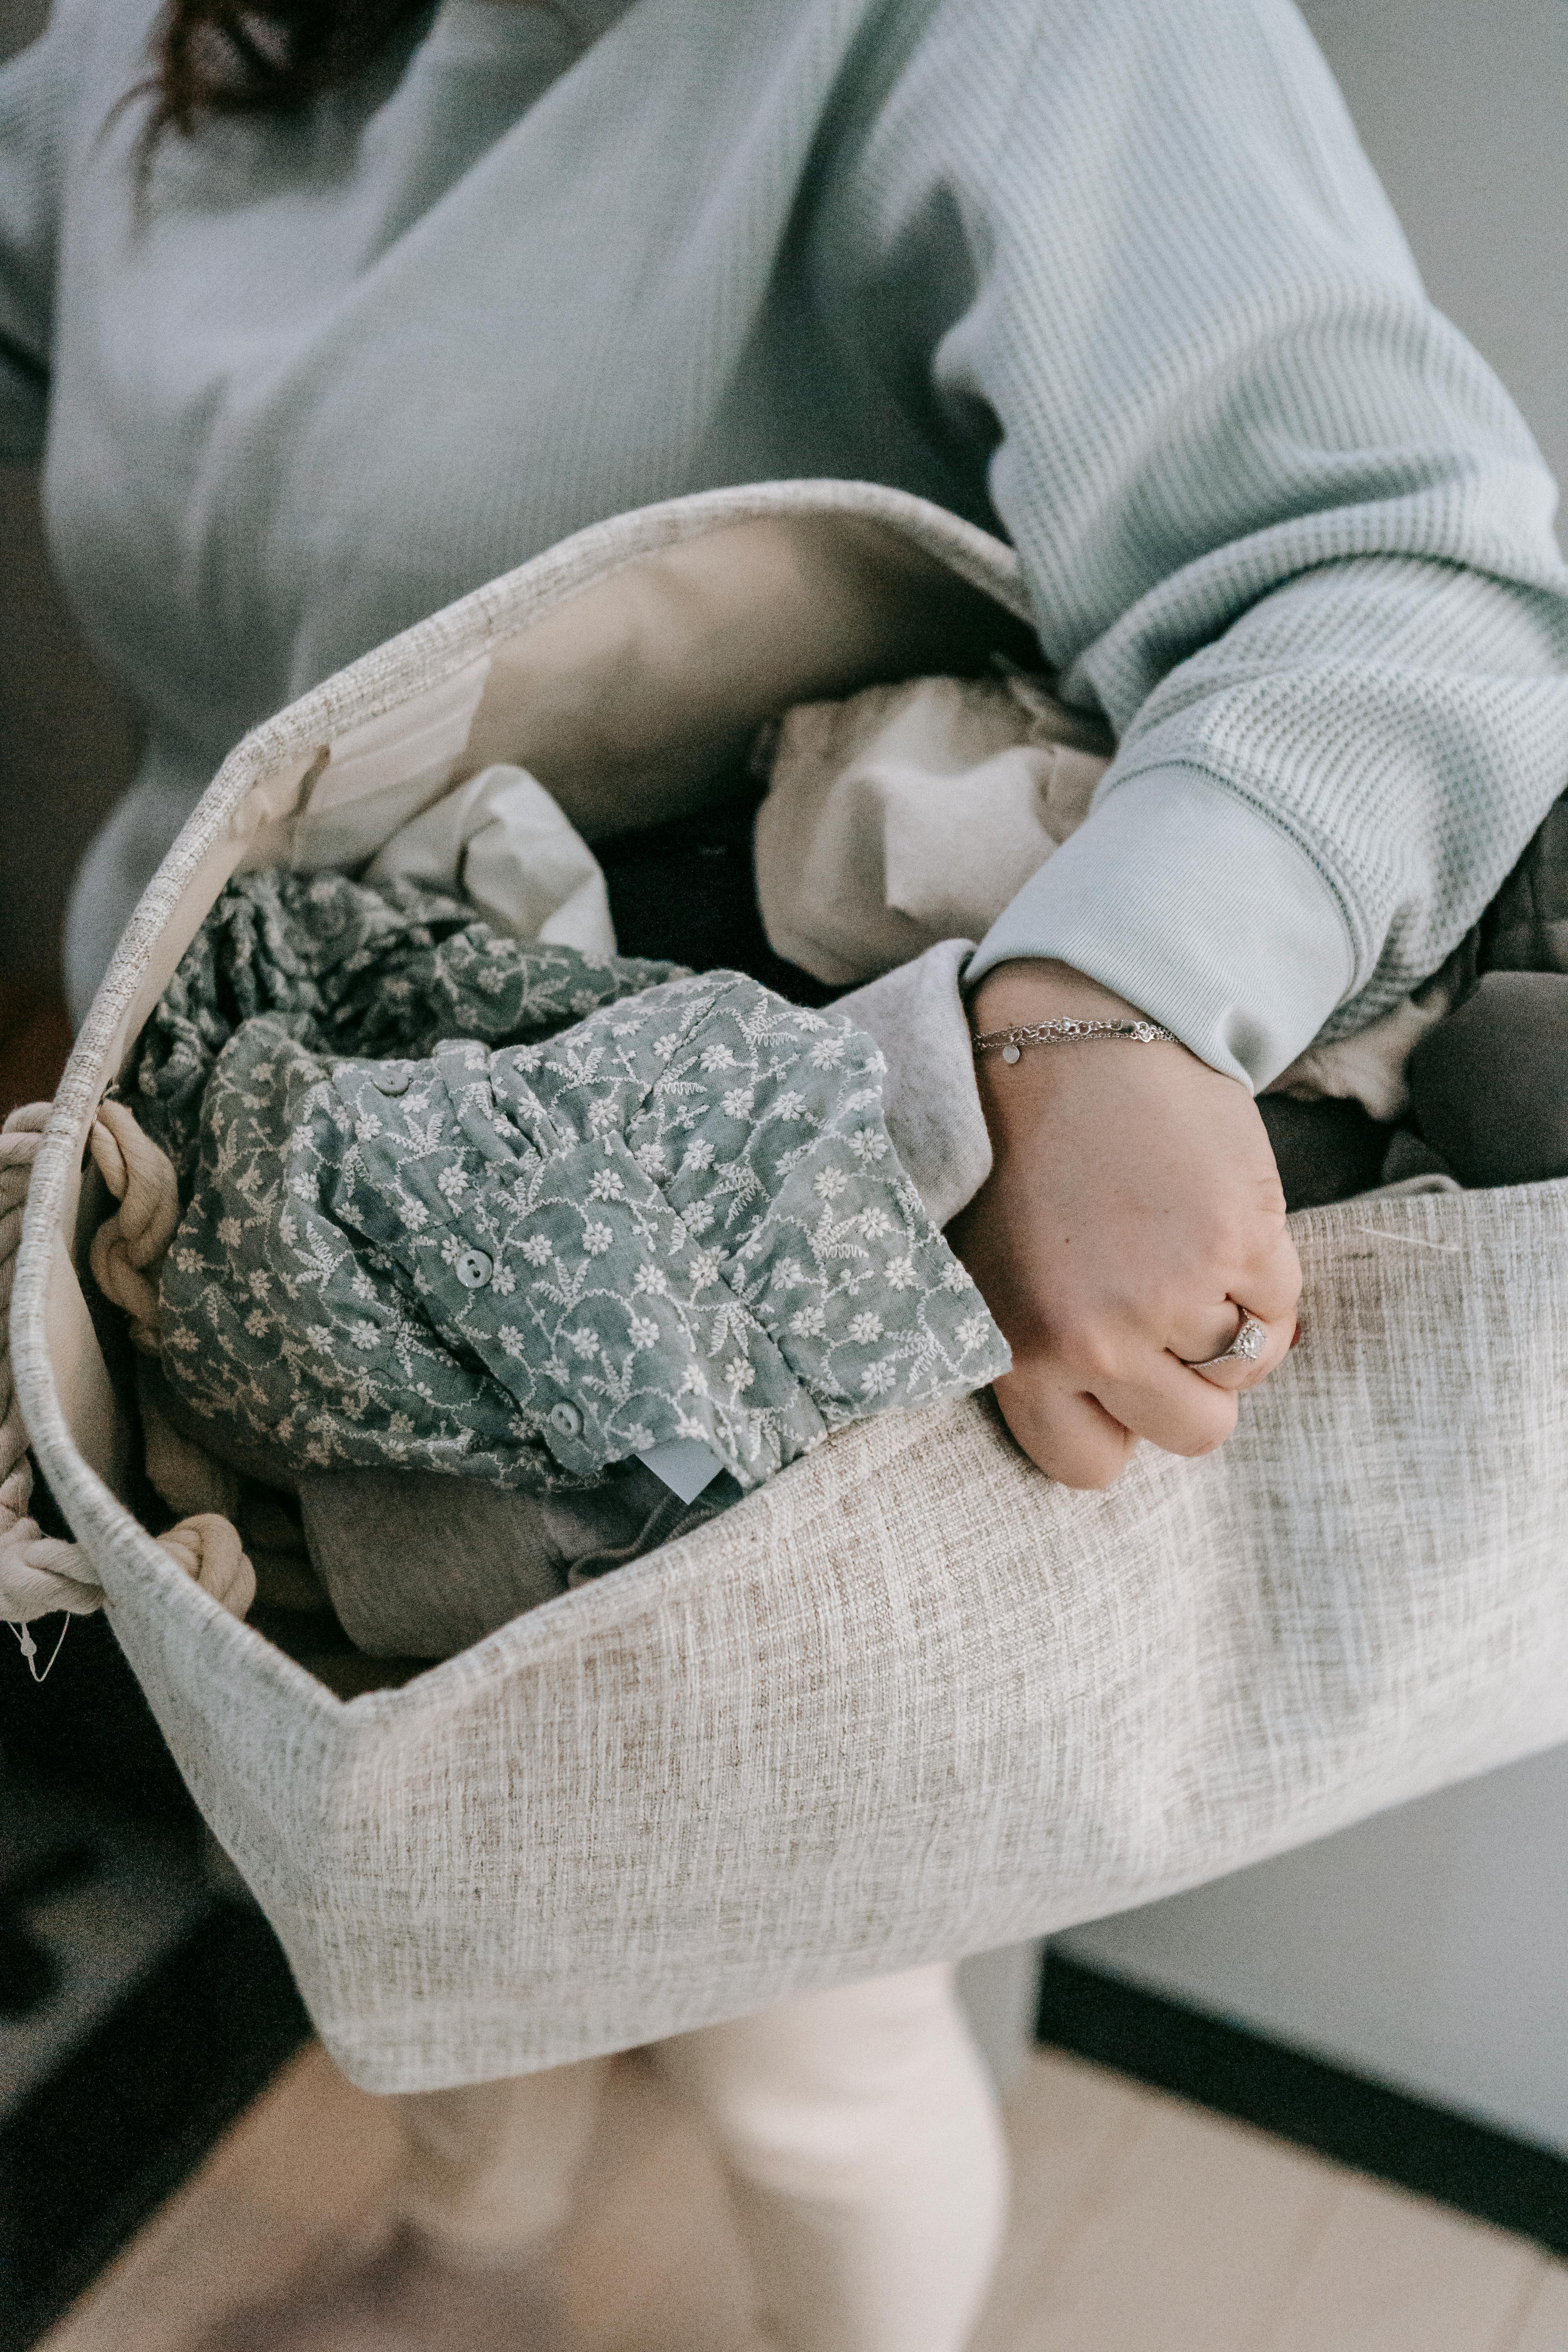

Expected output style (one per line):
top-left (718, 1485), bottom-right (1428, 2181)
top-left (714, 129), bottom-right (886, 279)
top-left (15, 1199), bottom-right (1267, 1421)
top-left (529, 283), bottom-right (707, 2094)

top-left (1058, 1748), bottom-right (1568, 2151)
top-left (1063, 2), bottom-right (1568, 2152)
top-left (1303, 0), bottom-right (1566, 483)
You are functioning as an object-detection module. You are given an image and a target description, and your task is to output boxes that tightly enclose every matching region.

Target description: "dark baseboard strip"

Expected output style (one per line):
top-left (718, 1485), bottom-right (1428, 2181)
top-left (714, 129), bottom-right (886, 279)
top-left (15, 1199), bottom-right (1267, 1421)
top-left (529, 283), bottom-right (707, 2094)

top-left (0, 1896), bottom-right (309, 2352)
top-left (1037, 1951), bottom-right (1568, 2255)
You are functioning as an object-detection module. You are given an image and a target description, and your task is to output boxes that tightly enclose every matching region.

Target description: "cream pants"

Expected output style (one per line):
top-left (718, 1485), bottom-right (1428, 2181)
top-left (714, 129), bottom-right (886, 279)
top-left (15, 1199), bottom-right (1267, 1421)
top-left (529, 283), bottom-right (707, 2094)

top-left (390, 1962), bottom-right (1009, 2352)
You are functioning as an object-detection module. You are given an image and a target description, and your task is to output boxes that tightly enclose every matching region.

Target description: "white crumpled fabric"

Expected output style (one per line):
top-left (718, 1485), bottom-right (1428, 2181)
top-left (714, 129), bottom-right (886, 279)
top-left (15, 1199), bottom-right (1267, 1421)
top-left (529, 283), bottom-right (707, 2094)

top-left (755, 674), bottom-right (1108, 988)
top-left (365, 762), bottom-right (616, 956)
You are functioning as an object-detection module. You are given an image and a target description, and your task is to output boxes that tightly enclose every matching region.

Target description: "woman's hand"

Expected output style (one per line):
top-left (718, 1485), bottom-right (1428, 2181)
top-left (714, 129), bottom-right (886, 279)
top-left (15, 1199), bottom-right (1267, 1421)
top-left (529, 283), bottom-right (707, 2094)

top-left (949, 960), bottom-right (1301, 1489)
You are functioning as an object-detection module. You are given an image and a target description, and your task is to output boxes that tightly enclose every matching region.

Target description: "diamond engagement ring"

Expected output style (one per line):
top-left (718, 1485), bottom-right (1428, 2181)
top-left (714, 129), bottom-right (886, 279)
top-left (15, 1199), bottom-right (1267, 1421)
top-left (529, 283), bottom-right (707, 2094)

top-left (1181, 1311), bottom-right (1268, 1372)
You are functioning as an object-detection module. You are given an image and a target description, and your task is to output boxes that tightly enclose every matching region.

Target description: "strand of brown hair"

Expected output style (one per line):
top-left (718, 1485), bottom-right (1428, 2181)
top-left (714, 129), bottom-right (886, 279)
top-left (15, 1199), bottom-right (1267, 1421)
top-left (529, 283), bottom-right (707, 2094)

top-left (148, 0), bottom-right (428, 138)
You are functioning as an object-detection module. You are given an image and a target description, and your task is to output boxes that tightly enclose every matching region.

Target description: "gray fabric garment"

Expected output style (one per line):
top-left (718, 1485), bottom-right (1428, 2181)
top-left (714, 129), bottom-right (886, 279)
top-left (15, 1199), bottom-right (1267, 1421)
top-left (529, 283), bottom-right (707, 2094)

top-left (835, 941), bottom-right (993, 1233)
top-left (1407, 971), bottom-right (1568, 1191)
top-left (1372, 791), bottom-right (1568, 1189)
top-left (1466, 791), bottom-right (1568, 982)
top-left (297, 1461), bottom-right (740, 1659)
top-left (1377, 1131), bottom-right (1459, 1189)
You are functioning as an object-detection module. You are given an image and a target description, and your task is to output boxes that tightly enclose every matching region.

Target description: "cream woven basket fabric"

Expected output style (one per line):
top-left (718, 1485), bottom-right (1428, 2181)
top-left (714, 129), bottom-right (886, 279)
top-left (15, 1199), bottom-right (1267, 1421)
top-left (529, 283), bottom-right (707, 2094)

top-left (14, 481), bottom-right (1568, 2096)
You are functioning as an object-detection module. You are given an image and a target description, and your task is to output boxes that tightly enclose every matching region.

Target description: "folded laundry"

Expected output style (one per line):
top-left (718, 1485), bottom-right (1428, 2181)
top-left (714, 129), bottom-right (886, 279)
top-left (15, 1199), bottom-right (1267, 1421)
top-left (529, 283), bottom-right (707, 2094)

top-left (138, 869), bottom-right (1009, 1516)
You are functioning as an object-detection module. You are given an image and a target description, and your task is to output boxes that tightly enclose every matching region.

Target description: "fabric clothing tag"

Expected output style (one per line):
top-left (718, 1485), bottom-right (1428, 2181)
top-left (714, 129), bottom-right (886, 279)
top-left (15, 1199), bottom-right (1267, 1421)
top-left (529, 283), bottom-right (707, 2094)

top-left (635, 1438), bottom-right (727, 1504)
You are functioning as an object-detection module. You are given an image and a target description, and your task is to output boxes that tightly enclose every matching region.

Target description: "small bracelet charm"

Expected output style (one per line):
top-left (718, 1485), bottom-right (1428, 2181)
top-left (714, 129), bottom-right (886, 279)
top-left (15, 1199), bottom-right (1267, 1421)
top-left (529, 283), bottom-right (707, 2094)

top-left (974, 1016), bottom-right (1178, 1063)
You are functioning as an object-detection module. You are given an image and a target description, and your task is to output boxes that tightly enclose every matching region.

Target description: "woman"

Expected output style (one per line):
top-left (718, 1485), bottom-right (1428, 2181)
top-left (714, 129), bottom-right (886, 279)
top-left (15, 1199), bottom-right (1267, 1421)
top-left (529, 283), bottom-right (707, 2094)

top-left (2, 1), bottom-right (1563, 2344)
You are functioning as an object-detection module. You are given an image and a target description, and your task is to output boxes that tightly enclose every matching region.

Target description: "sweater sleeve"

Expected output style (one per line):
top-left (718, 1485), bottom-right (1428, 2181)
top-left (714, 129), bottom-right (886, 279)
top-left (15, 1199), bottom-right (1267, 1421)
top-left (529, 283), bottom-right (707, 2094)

top-left (0, 15), bottom-right (73, 465)
top-left (823, 0), bottom-right (1568, 1087)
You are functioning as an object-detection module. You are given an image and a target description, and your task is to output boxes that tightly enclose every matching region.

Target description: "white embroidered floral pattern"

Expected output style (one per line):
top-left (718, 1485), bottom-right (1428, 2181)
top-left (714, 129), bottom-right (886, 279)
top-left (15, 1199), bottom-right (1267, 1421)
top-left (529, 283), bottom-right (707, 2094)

top-left (143, 872), bottom-right (1009, 1494)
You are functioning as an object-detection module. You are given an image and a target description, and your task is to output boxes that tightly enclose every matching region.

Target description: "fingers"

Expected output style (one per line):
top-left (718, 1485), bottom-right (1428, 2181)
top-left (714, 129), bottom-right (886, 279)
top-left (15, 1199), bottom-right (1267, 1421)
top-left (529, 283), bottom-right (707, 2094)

top-left (1166, 1228), bottom-right (1303, 1391)
top-left (996, 1244), bottom-right (1301, 1489)
top-left (1203, 1227), bottom-right (1303, 1392)
top-left (996, 1352), bottom-right (1241, 1488)
top-left (1235, 1238), bottom-right (1304, 1331)
top-left (1093, 1350), bottom-right (1241, 1457)
top-left (991, 1364), bottom-right (1137, 1491)
top-left (995, 1347), bottom-right (1238, 1490)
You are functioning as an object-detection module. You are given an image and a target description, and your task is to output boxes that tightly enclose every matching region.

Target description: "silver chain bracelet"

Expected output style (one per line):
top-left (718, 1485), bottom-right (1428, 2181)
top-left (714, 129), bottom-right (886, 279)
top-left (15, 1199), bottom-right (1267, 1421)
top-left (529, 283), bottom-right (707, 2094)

top-left (973, 1016), bottom-right (1178, 1063)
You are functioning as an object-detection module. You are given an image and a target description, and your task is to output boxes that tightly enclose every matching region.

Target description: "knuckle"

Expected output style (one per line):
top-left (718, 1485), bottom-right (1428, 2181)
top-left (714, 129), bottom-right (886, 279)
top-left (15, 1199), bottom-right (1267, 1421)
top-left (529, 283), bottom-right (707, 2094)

top-left (1057, 1444), bottom-right (1133, 1492)
top-left (1179, 1400), bottom-right (1238, 1457)
top-left (1251, 1167), bottom-right (1288, 1220)
top-left (1044, 1312), bottom-right (1122, 1382)
top-left (1251, 1232), bottom-right (1304, 1302)
top-left (1191, 1208), bottom-right (1238, 1264)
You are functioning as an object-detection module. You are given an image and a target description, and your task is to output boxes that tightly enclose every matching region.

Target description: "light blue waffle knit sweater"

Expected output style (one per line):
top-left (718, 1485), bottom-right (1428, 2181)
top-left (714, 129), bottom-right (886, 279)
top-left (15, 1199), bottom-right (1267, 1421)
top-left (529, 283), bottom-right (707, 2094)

top-left (2, 0), bottom-right (1565, 1082)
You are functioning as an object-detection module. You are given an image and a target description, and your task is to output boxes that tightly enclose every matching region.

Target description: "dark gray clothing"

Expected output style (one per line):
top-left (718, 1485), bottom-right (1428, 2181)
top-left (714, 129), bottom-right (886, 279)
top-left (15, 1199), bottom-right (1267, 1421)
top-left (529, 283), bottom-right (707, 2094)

top-left (297, 1462), bottom-right (741, 1659)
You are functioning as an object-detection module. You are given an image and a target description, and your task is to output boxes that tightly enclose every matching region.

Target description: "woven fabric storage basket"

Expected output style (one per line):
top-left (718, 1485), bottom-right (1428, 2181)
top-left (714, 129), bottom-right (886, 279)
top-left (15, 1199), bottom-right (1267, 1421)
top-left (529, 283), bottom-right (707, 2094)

top-left (13, 480), bottom-right (1568, 2095)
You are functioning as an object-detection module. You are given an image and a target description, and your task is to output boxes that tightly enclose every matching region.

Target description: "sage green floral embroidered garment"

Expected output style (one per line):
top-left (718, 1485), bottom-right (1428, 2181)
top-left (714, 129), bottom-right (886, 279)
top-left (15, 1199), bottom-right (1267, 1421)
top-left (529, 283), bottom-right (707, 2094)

top-left (131, 867), bottom-right (678, 1195)
top-left (135, 873), bottom-right (1008, 1497)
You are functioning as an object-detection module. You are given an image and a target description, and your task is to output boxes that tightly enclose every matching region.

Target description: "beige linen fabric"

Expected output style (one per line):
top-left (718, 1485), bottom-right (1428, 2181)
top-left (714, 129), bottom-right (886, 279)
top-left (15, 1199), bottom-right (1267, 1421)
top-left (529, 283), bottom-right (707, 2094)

top-left (754, 673), bottom-right (1110, 984)
top-left (14, 481), bottom-right (1568, 2095)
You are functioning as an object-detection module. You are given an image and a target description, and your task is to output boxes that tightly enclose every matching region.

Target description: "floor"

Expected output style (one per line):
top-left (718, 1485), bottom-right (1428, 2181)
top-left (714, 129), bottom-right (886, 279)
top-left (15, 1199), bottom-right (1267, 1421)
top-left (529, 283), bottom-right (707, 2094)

top-left (0, 1795), bottom-right (206, 2127)
top-left (35, 2041), bottom-right (1568, 2352)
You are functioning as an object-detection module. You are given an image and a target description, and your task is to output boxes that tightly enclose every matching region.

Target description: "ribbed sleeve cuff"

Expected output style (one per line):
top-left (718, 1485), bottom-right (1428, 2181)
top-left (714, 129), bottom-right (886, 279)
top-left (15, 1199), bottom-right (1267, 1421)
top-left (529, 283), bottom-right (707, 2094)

top-left (965, 768), bottom-right (1357, 1089)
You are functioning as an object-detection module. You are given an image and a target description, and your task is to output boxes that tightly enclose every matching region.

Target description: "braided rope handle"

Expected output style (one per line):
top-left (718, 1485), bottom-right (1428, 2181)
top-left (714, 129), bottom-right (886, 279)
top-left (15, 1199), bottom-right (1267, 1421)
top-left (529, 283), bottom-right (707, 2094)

top-left (1, 1101), bottom-right (254, 1679)
top-left (87, 1099), bottom-right (183, 1352)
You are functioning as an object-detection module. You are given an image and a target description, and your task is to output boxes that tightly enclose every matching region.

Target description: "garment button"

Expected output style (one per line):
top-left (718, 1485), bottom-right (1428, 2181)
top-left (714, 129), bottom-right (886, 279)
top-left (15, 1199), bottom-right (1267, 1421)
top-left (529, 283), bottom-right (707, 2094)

top-left (454, 1248), bottom-right (492, 1290)
top-left (373, 1068), bottom-right (410, 1096)
top-left (549, 1401), bottom-right (583, 1439)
